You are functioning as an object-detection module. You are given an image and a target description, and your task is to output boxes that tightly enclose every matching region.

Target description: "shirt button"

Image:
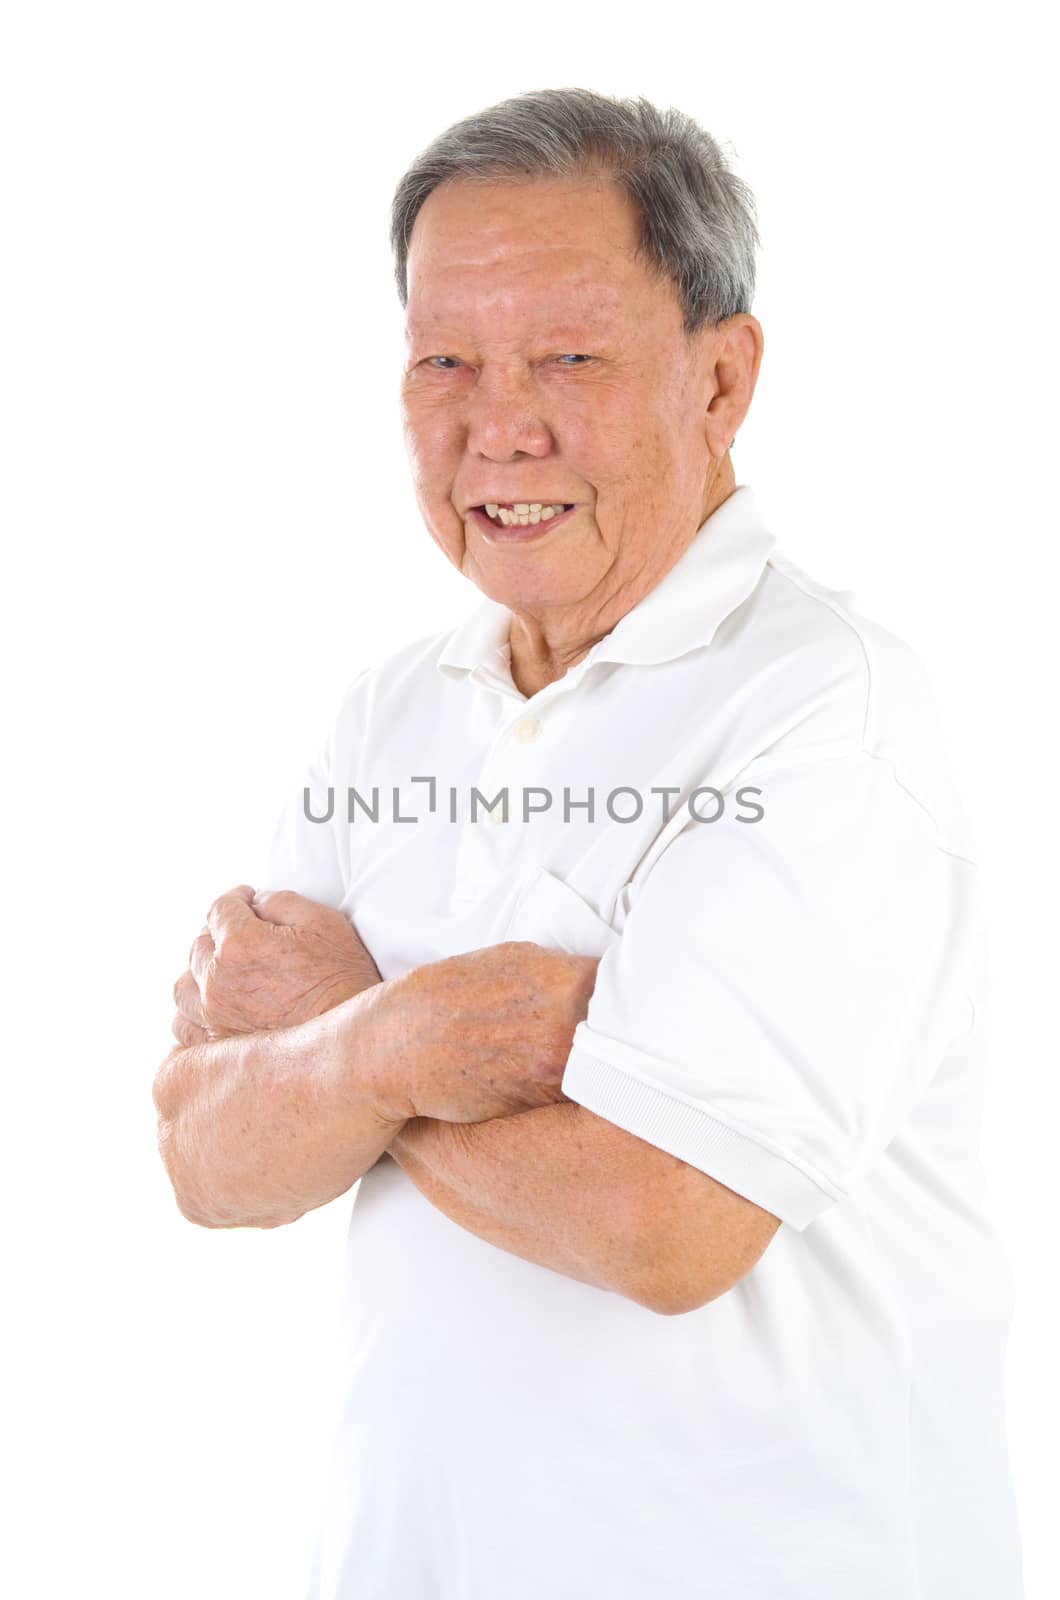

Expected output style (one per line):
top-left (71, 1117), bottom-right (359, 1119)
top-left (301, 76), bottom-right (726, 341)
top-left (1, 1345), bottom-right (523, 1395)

top-left (510, 716), bottom-right (543, 744)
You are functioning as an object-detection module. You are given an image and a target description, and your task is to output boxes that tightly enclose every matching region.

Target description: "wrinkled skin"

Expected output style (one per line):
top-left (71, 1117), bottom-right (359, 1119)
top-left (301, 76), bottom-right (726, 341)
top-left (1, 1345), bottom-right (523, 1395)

top-left (170, 885), bottom-right (599, 1124)
top-left (171, 885), bottom-right (382, 1046)
top-left (361, 939), bottom-right (600, 1124)
top-left (399, 170), bottom-right (762, 696)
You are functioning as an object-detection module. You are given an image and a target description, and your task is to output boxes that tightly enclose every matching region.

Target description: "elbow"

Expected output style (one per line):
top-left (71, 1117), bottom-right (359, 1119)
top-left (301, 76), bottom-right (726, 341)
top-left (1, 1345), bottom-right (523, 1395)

top-left (153, 1051), bottom-right (304, 1231)
top-left (172, 1191), bottom-right (225, 1230)
top-left (622, 1223), bottom-right (776, 1316)
top-left (155, 1118), bottom-right (223, 1228)
top-left (618, 1167), bottom-right (782, 1316)
top-left (161, 1167), bottom-right (304, 1231)
top-left (615, 1230), bottom-right (720, 1316)
top-left (602, 1189), bottom-right (706, 1314)
top-left (165, 1177), bottom-right (303, 1232)
top-left (625, 1265), bottom-right (723, 1318)
top-left (177, 1202), bottom-right (302, 1231)
top-left (155, 1115), bottom-right (283, 1231)
top-left (618, 1212), bottom-right (731, 1317)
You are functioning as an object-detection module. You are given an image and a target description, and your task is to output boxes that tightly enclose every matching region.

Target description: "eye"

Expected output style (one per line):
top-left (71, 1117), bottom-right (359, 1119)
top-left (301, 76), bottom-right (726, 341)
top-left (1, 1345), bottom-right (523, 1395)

top-left (425, 356), bottom-right (461, 369)
top-left (555, 354), bottom-right (592, 365)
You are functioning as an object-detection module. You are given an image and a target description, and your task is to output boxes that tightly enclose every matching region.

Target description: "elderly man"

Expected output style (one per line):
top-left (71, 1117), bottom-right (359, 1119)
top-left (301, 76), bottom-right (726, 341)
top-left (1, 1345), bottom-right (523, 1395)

top-left (154, 89), bottom-right (1023, 1600)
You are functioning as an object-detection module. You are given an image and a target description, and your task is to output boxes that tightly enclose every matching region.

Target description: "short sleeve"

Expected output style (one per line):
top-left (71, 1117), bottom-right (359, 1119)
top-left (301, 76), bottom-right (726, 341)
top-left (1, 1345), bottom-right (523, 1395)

top-left (255, 727), bottom-right (345, 908)
top-left (254, 667), bottom-right (372, 907)
top-left (560, 750), bottom-right (977, 1231)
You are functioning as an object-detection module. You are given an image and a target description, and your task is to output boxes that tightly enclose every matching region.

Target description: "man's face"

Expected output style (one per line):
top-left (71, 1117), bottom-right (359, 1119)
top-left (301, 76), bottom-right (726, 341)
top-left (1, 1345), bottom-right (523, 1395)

top-left (400, 173), bottom-right (726, 616)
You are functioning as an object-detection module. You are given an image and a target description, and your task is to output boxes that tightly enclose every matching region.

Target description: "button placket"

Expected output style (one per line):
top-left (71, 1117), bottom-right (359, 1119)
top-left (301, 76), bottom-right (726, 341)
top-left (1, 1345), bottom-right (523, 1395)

top-left (452, 690), bottom-right (551, 901)
top-left (461, 701), bottom-right (557, 860)
top-left (495, 710), bottom-right (549, 823)
top-left (510, 715), bottom-right (543, 745)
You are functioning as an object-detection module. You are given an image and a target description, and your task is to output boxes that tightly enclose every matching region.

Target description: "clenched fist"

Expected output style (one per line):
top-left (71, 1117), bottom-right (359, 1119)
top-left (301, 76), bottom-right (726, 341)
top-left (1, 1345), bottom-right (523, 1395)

top-left (172, 885), bottom-right (382, 1046)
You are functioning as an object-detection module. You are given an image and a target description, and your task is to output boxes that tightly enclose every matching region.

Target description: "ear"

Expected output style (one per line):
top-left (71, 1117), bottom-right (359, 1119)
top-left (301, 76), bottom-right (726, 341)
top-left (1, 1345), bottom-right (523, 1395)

top-left (702, 313), bottom-right (764, 458)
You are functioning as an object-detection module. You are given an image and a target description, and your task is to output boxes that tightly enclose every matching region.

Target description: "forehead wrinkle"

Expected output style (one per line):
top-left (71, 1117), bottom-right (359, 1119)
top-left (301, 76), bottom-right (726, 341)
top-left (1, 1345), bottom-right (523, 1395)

top-left (406, 268), bottom-right (626, 344)
top-left (413, 224), bottom-right (633, 278)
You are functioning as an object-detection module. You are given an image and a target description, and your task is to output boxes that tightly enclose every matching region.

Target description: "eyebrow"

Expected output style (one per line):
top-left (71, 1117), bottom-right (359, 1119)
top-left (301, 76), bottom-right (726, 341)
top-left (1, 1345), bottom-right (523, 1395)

top-left (404, 318), bottom-right (620, 343)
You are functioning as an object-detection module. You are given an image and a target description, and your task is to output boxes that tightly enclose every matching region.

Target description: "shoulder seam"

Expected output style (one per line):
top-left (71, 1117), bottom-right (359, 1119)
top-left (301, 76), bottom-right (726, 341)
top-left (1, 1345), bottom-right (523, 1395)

top-left (737, 738), bottom-right (978, 867)
top-left (767, 555), bottom-right (873, 746)
top-left (858, 748), bottom-right (978, 865)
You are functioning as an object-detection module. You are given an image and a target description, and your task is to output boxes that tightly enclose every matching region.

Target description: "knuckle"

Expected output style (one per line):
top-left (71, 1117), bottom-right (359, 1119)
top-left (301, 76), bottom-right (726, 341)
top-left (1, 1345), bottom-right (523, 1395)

top-left (224, 919), bottom-right (256, 955)
top-left (153, 1047), bottom-right (183, 1115)
top-left (211, 933), bottom-right (246, 974)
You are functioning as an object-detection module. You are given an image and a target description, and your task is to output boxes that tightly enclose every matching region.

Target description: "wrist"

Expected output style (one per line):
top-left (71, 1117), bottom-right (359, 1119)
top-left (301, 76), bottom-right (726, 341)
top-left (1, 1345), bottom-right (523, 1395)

top-left (315, 970), bottom-right (377, 1017)
top-left (334, 971), bottom-right (420, 1126)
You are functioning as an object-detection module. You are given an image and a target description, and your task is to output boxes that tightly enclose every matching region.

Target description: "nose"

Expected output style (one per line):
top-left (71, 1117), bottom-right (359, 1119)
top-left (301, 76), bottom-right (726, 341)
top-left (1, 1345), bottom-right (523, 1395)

top-left (464, 364), bottom-right (554, 461)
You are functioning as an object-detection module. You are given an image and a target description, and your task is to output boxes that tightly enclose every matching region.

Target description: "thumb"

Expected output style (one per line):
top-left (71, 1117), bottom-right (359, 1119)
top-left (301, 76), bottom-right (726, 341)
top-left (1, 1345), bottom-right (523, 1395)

top-left (251, 888), bottom-right (330, 928)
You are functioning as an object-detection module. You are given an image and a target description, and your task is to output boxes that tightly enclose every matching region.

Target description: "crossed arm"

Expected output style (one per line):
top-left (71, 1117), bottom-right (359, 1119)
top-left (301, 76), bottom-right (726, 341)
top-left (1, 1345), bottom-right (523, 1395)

top-left (156, 888), bottom-right (780, 1314)
top-left (388, 1105), bottom-right (779, 1314)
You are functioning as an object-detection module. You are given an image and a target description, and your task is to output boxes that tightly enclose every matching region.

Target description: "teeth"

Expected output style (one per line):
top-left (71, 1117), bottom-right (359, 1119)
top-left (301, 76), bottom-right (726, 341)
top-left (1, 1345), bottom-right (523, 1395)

top-left (483, 502), bottom-right (568, 527)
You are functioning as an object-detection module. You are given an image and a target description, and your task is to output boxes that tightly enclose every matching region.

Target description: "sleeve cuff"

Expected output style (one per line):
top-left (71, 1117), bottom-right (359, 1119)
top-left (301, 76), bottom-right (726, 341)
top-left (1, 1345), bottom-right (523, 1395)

top-left (561, 1027), bottom-right (845, 1232)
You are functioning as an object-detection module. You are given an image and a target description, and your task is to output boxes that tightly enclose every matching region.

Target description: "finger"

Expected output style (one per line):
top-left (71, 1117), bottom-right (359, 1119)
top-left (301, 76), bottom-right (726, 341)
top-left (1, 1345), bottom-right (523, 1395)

top-left (189, 930), bottom-right (214, 986)
top-left (206, 886), bottom-right (258, 944)
top-left (250, 888), bottom-right (325, 927)
top-left (171, 1010), bottom-right (208, 1048)
top-left (173, 969), bottom-right (206, 1025)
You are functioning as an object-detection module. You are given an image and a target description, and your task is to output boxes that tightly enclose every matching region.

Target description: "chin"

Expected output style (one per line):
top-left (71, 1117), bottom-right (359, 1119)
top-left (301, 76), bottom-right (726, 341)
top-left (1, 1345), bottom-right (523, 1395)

top-left (469, 569), bottom-right (580, 612)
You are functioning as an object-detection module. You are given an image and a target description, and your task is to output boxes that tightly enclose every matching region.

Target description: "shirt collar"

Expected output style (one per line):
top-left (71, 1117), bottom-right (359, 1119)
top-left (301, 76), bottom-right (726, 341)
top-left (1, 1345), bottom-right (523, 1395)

top-left (436, 483), bottom-right (776, 687)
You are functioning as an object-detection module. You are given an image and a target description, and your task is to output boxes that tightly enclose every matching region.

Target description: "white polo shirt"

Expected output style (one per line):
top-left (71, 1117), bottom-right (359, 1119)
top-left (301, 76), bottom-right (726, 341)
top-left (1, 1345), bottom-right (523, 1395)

top-left (262, 485), bottom-right (1023, 1600)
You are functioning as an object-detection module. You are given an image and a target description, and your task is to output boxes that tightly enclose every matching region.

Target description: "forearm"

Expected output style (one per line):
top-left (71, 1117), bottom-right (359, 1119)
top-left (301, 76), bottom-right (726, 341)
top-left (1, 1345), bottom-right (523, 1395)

top-left (153, 988), bottom-right (406, 1229)
top-left (389, 1103), bottom-right (658, 1303)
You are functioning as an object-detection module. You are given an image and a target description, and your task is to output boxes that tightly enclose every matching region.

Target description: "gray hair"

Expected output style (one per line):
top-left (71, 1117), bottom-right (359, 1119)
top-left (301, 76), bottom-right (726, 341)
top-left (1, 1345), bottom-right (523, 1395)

top-left (389, 87), bottom-right (760, 336)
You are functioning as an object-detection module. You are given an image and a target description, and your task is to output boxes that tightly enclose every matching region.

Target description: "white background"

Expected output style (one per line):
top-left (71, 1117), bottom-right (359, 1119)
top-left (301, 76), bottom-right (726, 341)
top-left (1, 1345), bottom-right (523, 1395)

top-left (2, 2), bottom-right (1056, 1595)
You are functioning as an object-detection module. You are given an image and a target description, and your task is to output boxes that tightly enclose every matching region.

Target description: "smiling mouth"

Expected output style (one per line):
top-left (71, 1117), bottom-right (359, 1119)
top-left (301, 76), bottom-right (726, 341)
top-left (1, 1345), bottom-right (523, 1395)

top-left (469, 503), bottom-right (577, 541)
top-left (472, 502), bottom-right (575, 529)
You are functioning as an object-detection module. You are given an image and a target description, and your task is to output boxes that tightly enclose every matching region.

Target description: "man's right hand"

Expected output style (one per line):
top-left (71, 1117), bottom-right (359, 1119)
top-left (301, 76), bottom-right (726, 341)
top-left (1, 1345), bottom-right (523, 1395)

top-left (366, 941), bottom-right (600, 1126)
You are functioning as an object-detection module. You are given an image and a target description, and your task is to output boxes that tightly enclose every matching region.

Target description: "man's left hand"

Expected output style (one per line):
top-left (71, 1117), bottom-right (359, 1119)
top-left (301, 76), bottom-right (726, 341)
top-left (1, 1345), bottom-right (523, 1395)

top-left (171, 885), bottom-right (382, 1045)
